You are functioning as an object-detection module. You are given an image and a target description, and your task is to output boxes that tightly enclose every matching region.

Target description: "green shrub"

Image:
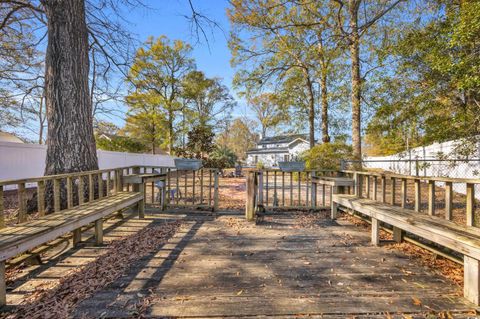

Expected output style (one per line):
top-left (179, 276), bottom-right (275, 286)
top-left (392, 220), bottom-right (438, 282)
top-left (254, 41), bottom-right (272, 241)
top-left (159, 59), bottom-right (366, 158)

top-left (302, 141), bottom-right (353, 170)
top-left (206, 146), bottom-right (237, 169)
top-left (256, 161), bottom-right (265, 169)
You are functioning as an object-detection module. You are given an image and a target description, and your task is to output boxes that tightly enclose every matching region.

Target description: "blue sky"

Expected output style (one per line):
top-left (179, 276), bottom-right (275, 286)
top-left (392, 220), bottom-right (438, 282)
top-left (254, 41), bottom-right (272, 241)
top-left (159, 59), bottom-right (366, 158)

top-left (112, 0), bottom-right (249, 121)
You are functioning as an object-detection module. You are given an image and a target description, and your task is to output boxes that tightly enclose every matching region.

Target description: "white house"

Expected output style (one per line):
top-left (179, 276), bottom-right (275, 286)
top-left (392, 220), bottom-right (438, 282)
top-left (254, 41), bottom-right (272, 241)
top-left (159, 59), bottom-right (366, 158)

top-left (245, 134), bottom-right (310, 167)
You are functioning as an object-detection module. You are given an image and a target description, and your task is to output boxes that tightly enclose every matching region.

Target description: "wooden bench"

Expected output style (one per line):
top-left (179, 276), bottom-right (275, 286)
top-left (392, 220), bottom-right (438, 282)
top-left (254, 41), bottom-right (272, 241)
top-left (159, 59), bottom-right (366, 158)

top-left (332, 194), bottom-right (480, 305)
top-left (0, 191), bottom-right (143, 306)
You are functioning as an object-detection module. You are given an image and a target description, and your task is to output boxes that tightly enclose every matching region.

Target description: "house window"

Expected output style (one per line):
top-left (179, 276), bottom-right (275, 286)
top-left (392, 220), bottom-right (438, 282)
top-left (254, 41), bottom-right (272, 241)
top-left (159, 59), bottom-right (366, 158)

top-left (254, 155), bottom-right (258, 163)
top-left (262, 145), bottom-right (267, 149)
top-left (284, 154), bottom-right (289, 161)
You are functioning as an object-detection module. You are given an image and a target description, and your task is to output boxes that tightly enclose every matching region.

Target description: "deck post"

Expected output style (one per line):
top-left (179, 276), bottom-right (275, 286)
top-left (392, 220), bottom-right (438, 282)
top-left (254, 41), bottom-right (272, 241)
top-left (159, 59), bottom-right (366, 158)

top-left (464, 255), bottom-right (480, 305)
top-left (331, 200), bottom-right (338, 219)
top-left (138, 183), bottom-right (145, 219)
top-left (0, 261), bottom-right (5, 306)
top-left (257, 171), bottom-right (263, 205)
top-left (311, 171), bottom-right (316, 208)
top-left (245, 171), bottom-right (257, 221)
top-left (393, 227), bottom-right (404, 243)
top-left (73, 229), bottom-right (81, 246)
top-left (371, 218), bottom-right (380, 246)
top-left (213, 169), bottom-right (219, 212)
top-left (95, 219), bottom-right (103, 245)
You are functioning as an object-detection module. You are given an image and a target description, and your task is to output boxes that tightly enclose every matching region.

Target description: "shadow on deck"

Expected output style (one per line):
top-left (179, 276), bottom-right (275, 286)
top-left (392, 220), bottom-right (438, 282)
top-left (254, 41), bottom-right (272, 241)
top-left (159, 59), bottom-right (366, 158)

top-left (5, 208), bottom-right (478, 318)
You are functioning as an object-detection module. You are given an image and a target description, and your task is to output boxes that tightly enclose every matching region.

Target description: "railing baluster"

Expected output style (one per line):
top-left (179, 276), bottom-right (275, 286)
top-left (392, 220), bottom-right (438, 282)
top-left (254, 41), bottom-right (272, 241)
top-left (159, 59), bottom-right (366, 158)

top-left (366, 175), bottom-right (370, 199)
top-left (282, 171), bottom-right (285, 207)
top-left (414, 179), bottom-right (421, 212)
top-left (78, 176), bottom-right (85, 204)
top-left (428, 180), bottom-right (435, 216)
top-left (98, 173), bottom-right (103, 199)
top-left (53, 178), bottom-right (61, 212)
top-left (18, 182), bottom-right (27, 223)
top-left (265, 170), bottom-right (269, 205)
top-left (297, 171), bottom-right (301, 206)
top-left (390, 177), bottom-right (396, 206)
top-left (401, 178), bottom-right (407, 208)
top-left (466, 183), bottom-right (474, 226)
top-left (213, 169), bottom-right (219, 212)
top-left (445, 181), bottom-right (452, 220)
top-left (37, 180), bottom-right (45, 216)
top-left (290, 172), bottom-right (293, 206)
top-left (66, 177), bottom-right (73, 208)
top-left (89, 174), bottom-right (94, 201)
top-left (373, 176), bottom-right (378, 201)
top-left (381, 175), bottom-right (386, 203)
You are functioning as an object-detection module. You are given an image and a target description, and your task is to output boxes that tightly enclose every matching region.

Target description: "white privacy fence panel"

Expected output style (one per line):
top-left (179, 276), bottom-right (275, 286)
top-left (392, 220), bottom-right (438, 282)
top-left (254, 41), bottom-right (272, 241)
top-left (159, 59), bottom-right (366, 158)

top-left (0, 141), bottom-right (175, 182)
top-left (354, 138), bottom-right (480, 199)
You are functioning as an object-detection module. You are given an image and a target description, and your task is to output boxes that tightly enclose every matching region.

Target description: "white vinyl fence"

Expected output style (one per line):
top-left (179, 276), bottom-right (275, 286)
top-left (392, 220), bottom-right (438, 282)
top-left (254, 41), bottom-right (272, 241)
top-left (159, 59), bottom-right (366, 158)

top-left (0, 141), bottom-right (175, 182)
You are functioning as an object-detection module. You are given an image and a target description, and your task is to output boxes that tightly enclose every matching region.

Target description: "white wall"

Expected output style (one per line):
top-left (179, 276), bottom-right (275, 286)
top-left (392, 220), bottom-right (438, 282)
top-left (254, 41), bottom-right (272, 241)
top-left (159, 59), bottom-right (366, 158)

top-left (0, 141), bottom-right (175, 181)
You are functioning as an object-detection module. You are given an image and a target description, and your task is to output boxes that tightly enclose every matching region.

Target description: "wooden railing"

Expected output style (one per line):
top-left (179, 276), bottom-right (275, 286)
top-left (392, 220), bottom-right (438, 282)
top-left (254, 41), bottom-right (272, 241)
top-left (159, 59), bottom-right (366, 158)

top-left (251, 169), bottom-right (340, 210)
top-left (0, 167), bottom-right (136, 228)
top-left (163, 168), bottom-right (219, 211)
top-left (342, 170), bottom-right (480, 228)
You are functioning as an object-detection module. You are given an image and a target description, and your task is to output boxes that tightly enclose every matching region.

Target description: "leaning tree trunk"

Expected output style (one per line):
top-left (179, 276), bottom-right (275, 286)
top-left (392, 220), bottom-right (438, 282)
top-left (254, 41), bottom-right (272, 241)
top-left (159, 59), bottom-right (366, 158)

top-left (349, 3), bottom-right (362, 166)
top-left (43, 0), bottom-right (99, 211)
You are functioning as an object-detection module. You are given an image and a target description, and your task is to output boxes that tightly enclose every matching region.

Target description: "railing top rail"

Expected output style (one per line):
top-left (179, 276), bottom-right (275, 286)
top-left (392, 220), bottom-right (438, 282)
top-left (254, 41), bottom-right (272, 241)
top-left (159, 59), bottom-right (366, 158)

top-left (0, 165), bottom-right (175, 186)
top-left (341, 170), bottom-right (480, 184)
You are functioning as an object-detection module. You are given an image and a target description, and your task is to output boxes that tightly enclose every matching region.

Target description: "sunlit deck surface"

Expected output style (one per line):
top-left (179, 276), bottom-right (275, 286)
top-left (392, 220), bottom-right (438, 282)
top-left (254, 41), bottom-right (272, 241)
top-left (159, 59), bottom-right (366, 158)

top-left (7, 209), bottom-right (477, 318)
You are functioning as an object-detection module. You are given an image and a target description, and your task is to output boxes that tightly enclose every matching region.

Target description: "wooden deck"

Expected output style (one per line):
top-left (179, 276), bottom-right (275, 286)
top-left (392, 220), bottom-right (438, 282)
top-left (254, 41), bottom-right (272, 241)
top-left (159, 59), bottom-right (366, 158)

top-left (68, 210), bottom-right (476, 318)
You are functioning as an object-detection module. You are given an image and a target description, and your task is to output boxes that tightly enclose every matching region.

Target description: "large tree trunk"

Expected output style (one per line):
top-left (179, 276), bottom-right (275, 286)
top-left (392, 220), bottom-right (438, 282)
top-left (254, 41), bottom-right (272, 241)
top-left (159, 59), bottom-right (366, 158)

top-left (349, 1), bottom-right (362, 164)
top-left (320, 67), bottom-right (330, 143)
top-left (43, 0), bottom-right (98, 209)
top-left (168, 110), bottom-right (174, 154)
top-left (305, 73), bottom-right (316, 148)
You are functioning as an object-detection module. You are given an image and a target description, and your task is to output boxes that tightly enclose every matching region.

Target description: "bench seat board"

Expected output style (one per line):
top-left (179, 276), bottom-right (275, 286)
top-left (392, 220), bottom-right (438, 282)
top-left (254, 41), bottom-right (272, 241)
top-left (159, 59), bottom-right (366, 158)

top-left (0, 192), bottom-right (142, 261)
top-left (332, 194), bottom-right (480, 260)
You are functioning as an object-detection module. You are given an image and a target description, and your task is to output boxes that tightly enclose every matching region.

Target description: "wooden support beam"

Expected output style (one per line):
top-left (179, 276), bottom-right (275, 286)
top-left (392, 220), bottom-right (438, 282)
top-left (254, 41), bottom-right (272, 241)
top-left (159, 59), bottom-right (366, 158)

top-left (428, 180), bottom-right (435, 216)
top-left (466, 183), bottom-right (475, 227)
top-left (138, 182), bottom-right (145, 219)
top-left (245, 172), bottom-right (256, 221)
top-left (73, 228), bottom-right (81, 247)
top-left (0, 186), bottom-right (4, 228)
top-left (414, 179), bottom-right (421, 212)
top-left (95, 219), bottom-right (103, 245)
top-left (371, 218), bottom-right (380, 246)
top-left (464, 255), bottom-right (480, 305)
top-left (331, 200), bottom-right (337, 219)
top-left (393, 227), bottom-right (404, 243)
top-left (0, 261), bottom-right (5, 306)
top-left (372, 176), bottom-right (378, 201)
top-left (445, 181), bottom-right (453, 220)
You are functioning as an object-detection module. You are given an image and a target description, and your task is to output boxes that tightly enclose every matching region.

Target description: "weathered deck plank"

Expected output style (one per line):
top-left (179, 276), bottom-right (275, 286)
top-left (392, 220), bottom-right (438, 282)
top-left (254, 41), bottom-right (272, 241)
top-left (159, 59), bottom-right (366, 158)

top-left (73, 212), bottom-right (476, 318)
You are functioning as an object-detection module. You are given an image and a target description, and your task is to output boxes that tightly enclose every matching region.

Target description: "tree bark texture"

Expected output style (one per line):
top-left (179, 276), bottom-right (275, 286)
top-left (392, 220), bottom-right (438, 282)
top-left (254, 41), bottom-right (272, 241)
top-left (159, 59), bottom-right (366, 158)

top-left (349, 1), bottom-right (362, 163)
top-left (305, 70), bottom-right (316, 148)
top-left (320, 68), bottom-right (330, 143)
top-left (43, 0), bottom-right (99, 209)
